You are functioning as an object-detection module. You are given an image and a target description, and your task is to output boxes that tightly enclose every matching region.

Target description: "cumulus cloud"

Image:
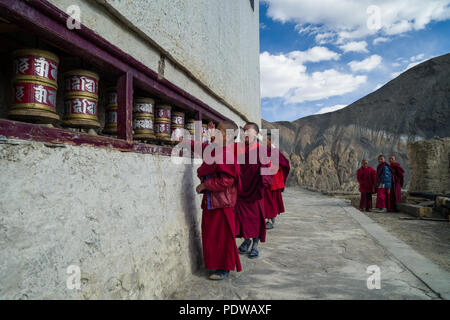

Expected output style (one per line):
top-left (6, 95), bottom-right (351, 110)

top-left (348, 55), bottom-right (383, 72)
top-left (373, 37), bottom-right (391, 45)
top-left (288, 46), bottom-right (341, 63)
top-left (260, 51), bottom-right (367, 103)
top-left (263, 0), bottom-right (450, 42)
top-left (315, 104), bottom-right (348, 115)
top-left (339, 41), bottom-right (369, 53)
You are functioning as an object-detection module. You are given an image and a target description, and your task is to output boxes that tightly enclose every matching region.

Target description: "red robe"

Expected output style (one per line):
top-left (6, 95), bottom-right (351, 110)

top-left (389, 162), bottom-right (404, 209)
top-left (234, 141), bottom-right (271, 242)
top-left (264, 148), bottom-right (290, 218)
top-left (196, 141), bottom-right (242, 272)
top-left (357, 166), bottom-right (376, 210)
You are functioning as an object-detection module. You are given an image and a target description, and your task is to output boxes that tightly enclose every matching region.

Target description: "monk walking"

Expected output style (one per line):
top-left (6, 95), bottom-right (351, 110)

top-left (356, 159), bottom-right (376, 212)
top-left (263, 132), bottom-right (290, 229)
top-left (389, 155), bottom-right (405, 212)
top-left (373, 155), bottom-right (392, 213)
top-left (235, 122), bottom-right (272, 259)
top-left (183, 121), bottom-right (242, 280)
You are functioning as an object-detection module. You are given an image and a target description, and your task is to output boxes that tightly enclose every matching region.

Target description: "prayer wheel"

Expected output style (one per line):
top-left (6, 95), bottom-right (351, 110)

top-left (104, 106), bottom-right (118, 134)
top-left (133, 97), bottom-right (155, 140)
top-left (155, 104), bottom-right (172, 141)
top-left (170, 111), bottom-right (185, 142)
top-left (12, 49), bottom-right (59, 88)
top-left (9, 79), bottom-right (59, 123)
top-left (103, 87), bottom-right (118, 135)
top-left (9, 49), bottom-right (60, 123)
top-left (185, 118), bottom-right (195, 136)
top-left (63, 70), bottom-right (100, 129)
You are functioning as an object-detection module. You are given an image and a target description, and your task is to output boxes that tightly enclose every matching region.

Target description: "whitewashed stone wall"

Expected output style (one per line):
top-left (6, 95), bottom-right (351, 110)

top-left (0, 140), bottom-right (203, 299)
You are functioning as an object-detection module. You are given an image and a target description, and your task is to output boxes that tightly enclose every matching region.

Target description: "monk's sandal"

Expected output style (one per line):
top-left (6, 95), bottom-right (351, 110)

top-left (238, 240), bottom-right (251, 254)
top-left (248, 248), bottom-right (259, 259)
top-left (209, 270), bottom-right (229, 280)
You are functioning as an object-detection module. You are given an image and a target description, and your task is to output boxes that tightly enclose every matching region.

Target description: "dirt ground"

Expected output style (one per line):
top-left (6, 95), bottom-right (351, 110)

top-left (339, 195), bottom-right (450, 273)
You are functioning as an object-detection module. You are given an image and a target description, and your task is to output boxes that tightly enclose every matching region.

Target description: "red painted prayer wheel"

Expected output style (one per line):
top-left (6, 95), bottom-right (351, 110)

top-left (12, 49), bottom-right (59, 88)
top-left (63, 96), bottom-right (100, 129)
top-left (133, 97), bottom-right (155, 140)
top-left (155, 104), bottom-right (172, 141)
top-left (104, 106), bottom-right (118, 134)
top-left (171, 111), bottom-right (185, 127)
top-left (64, 70), bottom-right (99, 98)
top-left (62, 69), bottom-right (100, 129)
top-left (9, 79), bottom-right (60, 123)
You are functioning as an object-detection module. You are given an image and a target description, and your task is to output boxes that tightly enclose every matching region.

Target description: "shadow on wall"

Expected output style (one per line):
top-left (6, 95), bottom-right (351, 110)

top-left (181, 160), bottom-right (203, 274)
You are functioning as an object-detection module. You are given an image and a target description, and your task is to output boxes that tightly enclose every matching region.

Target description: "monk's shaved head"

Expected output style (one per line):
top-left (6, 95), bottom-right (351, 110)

top-left (220, 120), bottom-right (238, 131)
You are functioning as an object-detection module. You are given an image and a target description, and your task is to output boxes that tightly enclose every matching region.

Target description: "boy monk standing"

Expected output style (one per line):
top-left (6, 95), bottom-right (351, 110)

top-left (191, 121), bottom-right (242, 280)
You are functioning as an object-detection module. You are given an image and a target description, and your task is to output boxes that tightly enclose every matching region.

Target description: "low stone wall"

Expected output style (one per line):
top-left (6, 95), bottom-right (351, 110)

top-left (407, 137), bottom-right (450, 194)
top-left (0, 140), bottom-right (203, 299)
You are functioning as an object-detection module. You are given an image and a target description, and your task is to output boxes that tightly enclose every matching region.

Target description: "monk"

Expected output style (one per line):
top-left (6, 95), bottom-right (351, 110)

top-left (263, 132), bottom-right (290, 229)
top-left (356, 159), bottom-right (376, 212)
top-left (182, 121), bottom-right (242, 280)
top-left (389, 155), bottom-right (405, 212)
top-left (373, 155), bottom-right (392, 213)
top-left (235, 122), bottom-right (272, 259)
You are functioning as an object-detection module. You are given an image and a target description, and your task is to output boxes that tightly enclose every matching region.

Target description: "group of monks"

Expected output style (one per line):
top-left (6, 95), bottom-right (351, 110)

top-left (356, 154), bottom-right (405, 213)
top-left (180, 121), bottom-right (290, 280)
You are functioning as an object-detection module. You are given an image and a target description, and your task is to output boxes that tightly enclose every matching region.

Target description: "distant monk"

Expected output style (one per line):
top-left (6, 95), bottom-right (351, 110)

top-left (184, 121), bottom-right (242, 280)
top-left (356, 159), bottom-right (376, 212)
top-left (235, 122), bottom-right (272, 259)
top-left (373, 155), bottom-right (392, 213)
top-left (264, 132), bottom-right (290, 229)
top-left (389, 155), bottom-right (405, 212)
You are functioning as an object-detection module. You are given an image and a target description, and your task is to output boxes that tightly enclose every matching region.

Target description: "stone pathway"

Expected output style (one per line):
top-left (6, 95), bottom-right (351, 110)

top-left (171, 188), bottom-right (449, 299)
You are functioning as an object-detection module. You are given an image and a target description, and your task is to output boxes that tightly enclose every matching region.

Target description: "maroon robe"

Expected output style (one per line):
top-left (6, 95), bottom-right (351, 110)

top-left (389, 162), bottom-right (404, 211)
top-left (196, 141), bottom-right (242, 272)
top-left (234, 141), bottom-right (271, 242)
top-left (357, 166), bottom-right (376, 210)
top-left (264, 148), bottom-right (290, 218)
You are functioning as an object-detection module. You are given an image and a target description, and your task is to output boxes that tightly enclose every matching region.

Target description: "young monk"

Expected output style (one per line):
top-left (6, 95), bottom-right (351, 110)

top-left (389, 155), bottom-right (405, 212)
top-left (263, 132), bottom-right (290, 229)
top-left (234, 122), bottom-right (272, 259)
top-left (356, 159), bottom-right (377, 212)
top-left (182, 120), bottom-right (242, 280)
top-left (373, 155), bottom-right (392, 213)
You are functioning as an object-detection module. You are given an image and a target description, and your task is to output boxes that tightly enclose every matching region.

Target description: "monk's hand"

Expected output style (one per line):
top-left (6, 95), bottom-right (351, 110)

top-left (196, 183), bottom-right (206, 194)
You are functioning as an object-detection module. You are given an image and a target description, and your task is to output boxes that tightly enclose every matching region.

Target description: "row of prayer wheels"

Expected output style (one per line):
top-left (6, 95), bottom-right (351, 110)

top-left (8, 48), bottom-right (209, 142)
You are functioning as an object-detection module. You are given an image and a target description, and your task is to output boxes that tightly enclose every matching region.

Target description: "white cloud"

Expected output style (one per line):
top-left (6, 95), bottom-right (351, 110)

top-left (339, 41), bottom-right (369, 53)
top-left (263, 0), bottom-right (450, 42)
top-left (348, 55), bottom-right (383, 72)
top-left (374, 83), bottom-right (383, 91)
top-left (260, 51), bottom-right (367, 103)
top-left (410, 53), bottom-right (425, 62)
top-left (373, 37), bottom-right (391, 45)
top-left (315, 104), bottom-right (348, 115)
top-left (288, 46), bottom-right (340, 63)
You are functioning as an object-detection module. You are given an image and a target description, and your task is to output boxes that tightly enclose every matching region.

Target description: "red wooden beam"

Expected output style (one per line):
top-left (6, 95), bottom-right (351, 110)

top-left (117, 72), bottom-right (133, 142)
top-left (0, 118), bottom-right (173, 156)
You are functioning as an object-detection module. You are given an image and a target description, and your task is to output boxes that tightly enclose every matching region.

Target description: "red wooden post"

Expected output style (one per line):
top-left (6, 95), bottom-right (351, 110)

top-left (117, 72), bottom-right (133, 143)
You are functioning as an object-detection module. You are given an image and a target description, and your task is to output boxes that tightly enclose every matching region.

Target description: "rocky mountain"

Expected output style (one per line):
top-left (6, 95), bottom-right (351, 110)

top-left (262, 53), bottom-right (450, 192)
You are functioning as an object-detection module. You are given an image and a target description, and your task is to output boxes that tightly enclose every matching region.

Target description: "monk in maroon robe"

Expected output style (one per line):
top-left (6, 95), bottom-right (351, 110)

top-left (263, 132), bottom-right (290, 229)
top-left (235, 122), bottom-right (272, 259)
top-left (356, 159), bottom-right (376, 212)
top-left (389, 155), bottom-right (405, 212)
top-left (182, 121), bottom-right (242, 280)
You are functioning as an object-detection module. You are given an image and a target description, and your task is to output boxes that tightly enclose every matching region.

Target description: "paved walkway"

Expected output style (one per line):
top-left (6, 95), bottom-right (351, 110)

top-left (171, 188), bottom-right (449, 300)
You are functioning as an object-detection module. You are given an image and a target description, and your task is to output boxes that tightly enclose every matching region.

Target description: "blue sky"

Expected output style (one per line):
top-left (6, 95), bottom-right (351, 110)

top-left (259, 0), bottom-right (450, 122)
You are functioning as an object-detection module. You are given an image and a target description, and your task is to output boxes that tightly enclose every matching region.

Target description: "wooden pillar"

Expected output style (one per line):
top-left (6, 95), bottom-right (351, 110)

top-left (117, 72), bottom-right (133, 143)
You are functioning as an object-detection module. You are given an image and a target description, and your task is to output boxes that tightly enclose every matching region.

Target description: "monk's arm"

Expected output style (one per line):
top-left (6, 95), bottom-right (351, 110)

top-left (203, 173), bottom-right (235, 192)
